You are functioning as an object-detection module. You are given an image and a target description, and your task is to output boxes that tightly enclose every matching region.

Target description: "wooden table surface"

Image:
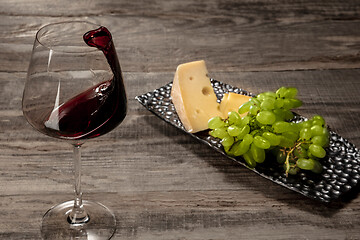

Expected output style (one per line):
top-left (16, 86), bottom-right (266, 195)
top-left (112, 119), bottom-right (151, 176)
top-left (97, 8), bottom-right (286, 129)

top-left (1, 0), bottom-right (360, 239)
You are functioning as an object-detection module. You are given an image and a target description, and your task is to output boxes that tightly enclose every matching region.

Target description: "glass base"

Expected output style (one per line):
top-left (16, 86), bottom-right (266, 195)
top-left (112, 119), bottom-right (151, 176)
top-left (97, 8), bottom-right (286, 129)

top-left (41, 200), bottom-right (116, 240)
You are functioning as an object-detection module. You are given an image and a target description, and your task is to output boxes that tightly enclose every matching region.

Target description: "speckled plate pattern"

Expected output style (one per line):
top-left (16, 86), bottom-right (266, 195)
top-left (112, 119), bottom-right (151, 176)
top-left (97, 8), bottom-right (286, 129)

top-left (136, 79), bottom-right (360, 202)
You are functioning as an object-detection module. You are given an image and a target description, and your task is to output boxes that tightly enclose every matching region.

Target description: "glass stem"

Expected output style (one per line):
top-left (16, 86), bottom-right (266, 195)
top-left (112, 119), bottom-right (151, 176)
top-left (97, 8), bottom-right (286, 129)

top-left (68, 144), bottom-right (89, 225)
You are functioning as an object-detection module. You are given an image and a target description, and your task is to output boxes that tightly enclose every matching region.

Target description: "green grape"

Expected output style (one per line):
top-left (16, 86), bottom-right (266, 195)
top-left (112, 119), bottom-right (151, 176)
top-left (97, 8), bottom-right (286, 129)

top-left (243, 152), bottom-right (256, 168)
top-left (256, 93), bottom-right (266, 102)
top-left (249, 105), bottom-right (260, 115)
top-left (311, 159), bottom-right (323, 174)
top-left (250, 143), bottom-right (265, 163)
top-left (237, 125), bottom-right (250, 139)
top-left (208, 116), bottom-right (225, 129)
top-left (224, 146), bottom-right (233, 156)
top-left (233, 139), bottom-right (251, 156)
top-left (260, 97), bottom-right (275, 110)
top-left (289, 99), bottom-right (303, 108)
top-left (293, 145), bottom-right (308, 158)
top-left (249, 97), bottom-right (260, 105)
top-left (289, 122), bottom-right (300, 132)
top-left (279, 136), bottom-right (295, 148)
top-left (238, 101), bottom-right (252, 114)
top-left (253, 136), bottom-right (271, 149)
top-left (273, 109), bottom-right (294, 121)
top-left (259, 93), bottom-right (276, 101)
top-left (300, 127), bottom-right (312, 140)
top-left (276, 87), bottom-right (287, 98)
top-left (243, 133), bottom-right (254, 145)
top-left (209, 128), bottom-right (229, 139)
top-left (240, 115), bottom-right (250, 125)
top-left (273, 121), bottom-right (291, 133)
top-left (230, 141), bottom-right (241, 156)
top-left (228, 111), bottom-right (241, 125)
top-left (311, 135), bottom-right (329, 147)
top-left (221, 136), bottom-right (234, 147)
top-left (309, 144), bottom-right (326, 158)
top-left (282, 99), bottom-right (293, 110)
top-left (322, 127), bottom-right (330, 138)
top-left (282, 131), bottom-right (299, 142)
top-left (276, 150), bottom-right (286, 164)
top-left (311, 115), bottom-right (325, 126)
top-left (301, 120), bottom-right (312, 128)
top-left (283, 87), bottom-right (298, 99)
top-left (275, 98), bottom-right (284, 108)
top-left (312, 119), bottom-right (324, 126)
top-left (287, 165), bottom-right (300, 175)
top-left (296, 158), bottom-right (315, 170)
top-left (262, 132), bottom-right (281, 146)
top-left (233, 134), bottom-right (253, 156)
top-left (227, 125), bottom-right (241, 137)
top-left (263, 91), bottom-right (277, 98)
top-left (256, 110), bottom-right (276, 125)
top-left (310, 125), bottom-right (324, 136)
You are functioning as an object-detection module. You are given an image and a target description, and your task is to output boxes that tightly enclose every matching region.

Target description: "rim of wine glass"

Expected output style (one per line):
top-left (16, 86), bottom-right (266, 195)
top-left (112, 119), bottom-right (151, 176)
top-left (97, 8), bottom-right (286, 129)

top-left (35, 20), bottom-right (104, 53)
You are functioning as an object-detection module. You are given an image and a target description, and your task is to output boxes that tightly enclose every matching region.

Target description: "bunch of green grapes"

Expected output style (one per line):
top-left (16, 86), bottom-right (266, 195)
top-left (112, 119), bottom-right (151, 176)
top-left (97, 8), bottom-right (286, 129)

top-left (208, 87), bottom-right (329, 176)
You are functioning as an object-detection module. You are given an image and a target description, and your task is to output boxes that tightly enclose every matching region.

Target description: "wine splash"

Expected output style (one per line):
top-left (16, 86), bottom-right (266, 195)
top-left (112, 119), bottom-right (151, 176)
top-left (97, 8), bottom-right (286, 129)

top-left (44, 26), bottom-right (127, 140)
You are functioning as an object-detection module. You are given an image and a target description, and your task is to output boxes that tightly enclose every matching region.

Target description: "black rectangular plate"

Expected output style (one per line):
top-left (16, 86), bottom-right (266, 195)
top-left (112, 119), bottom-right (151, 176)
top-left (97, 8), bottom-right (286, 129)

top-left (136, 79), bottom-right (360, 203)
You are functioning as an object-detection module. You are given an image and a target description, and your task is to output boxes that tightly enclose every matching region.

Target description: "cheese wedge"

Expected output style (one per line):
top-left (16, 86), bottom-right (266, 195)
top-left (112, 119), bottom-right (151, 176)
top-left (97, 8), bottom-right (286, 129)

top-left (220, 92), bottom-right (252, 118)
top-left (171, 60), bottom-right (224, 133)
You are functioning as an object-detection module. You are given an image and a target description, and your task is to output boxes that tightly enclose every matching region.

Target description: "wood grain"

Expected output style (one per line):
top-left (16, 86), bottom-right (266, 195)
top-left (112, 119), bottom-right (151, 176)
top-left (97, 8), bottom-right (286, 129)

top-left (1, 0), bottom-right (360, 72)
top-left (0, 0), bottom-right (360, 239)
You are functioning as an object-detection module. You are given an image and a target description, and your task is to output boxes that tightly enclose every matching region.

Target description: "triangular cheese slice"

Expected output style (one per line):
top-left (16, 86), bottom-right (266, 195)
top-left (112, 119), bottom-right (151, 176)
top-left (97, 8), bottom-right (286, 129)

top-left (171, 60), bottom-right (224, 133)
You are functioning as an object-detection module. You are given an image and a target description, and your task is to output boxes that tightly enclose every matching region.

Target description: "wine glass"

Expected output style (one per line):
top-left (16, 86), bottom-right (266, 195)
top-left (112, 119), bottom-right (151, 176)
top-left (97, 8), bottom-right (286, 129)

top-left (22, 21), bottom-right (127, 239)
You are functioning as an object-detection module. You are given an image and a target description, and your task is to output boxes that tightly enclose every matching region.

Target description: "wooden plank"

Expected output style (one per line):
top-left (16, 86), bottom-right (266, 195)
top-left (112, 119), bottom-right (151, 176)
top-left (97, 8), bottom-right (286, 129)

top-left (0, 1), bottom-right (360, 72)
top-left (0, 0), bottom-right (360, 239)
top-left (0, 190), bottom-right (359, 239)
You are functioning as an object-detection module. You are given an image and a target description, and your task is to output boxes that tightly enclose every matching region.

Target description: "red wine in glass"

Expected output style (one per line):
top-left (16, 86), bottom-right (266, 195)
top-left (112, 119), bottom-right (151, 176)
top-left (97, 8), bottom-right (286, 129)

top-left (22, 21), bottom-right (127, 239)
top-left (43, 26), bottom-right (127, 140)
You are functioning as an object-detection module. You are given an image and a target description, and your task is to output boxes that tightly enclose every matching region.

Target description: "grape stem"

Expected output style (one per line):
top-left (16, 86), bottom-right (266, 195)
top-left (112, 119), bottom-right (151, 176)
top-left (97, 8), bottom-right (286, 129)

top-left (284, 141), bottom-right (307, 177)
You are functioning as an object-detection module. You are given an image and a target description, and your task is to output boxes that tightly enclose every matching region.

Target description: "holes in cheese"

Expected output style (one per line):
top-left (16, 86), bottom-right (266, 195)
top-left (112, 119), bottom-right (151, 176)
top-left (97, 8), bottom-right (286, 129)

top-left (171, 60), bottom-right (224, 133)
top-left (202, 86), bottom-right (212, 96)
